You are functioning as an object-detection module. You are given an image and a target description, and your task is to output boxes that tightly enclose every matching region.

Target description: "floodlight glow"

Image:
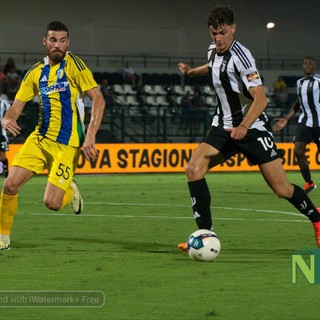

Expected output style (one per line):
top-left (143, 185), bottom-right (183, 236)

top-left (266, 22), bottom-right (275, 29)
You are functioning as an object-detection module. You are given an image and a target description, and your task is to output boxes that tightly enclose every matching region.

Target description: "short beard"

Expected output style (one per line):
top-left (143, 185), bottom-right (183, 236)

top-left (49, 51), bottom-right (66, 64)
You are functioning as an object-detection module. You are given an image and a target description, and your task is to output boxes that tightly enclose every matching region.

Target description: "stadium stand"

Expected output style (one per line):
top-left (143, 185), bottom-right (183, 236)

top-left (3, 66), bottom-right (298, 144)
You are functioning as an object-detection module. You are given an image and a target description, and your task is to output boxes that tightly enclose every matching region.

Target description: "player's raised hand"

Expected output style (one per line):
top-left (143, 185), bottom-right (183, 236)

top-left (178, 63), bottom-right (190, 74)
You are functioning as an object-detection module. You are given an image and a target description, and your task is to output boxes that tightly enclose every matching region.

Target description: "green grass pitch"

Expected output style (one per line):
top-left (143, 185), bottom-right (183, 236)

top-left (0, 172), bottom-right (319, 320)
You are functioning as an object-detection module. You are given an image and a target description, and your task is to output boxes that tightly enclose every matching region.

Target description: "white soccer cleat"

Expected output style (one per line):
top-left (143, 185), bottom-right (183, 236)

top-left (69, 180), bottom-right (83, 215)
top-left (0, 238), bottom-right (10, 250)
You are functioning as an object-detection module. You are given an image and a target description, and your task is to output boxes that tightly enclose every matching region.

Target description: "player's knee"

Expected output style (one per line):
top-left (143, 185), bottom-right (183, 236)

top-left (185, 162), bottom-right (202, 180)
top-left (2, 178), bottom-right (19, 195)
top-left (44, 199), bottom-right (62, 211)
top-left (185, 162), bottom-right (194, 177)
top-left (274, 184), bottom-right (293, 199)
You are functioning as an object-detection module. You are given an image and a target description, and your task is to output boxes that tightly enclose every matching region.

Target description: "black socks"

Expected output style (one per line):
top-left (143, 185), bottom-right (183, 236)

top-left (188, 179), bottom-right (212, 229)
top-left (287, 184), bottom-right (320, 223)
top-left (301, 168), bottom-right (312, 184)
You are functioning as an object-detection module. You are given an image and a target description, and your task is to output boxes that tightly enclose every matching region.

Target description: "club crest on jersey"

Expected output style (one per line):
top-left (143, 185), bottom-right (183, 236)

top-left (220, 60), bottom-right (227, 73)
top-left (56, 69), bottom-right (64, 80)
top-left (246, 71), bottom-right (260, 82)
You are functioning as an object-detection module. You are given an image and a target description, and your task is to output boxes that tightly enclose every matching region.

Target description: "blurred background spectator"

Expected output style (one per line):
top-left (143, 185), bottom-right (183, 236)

top-left (273, 76), bottom-right (288, 108)
top-left (122, 62), bottom-right (139, 90)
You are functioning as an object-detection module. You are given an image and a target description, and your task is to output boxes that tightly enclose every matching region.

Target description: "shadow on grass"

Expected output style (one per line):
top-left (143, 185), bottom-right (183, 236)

top-left (48, 237), bottom-right (295, 264)
top-left (50, 236), bottom-right (179, 254)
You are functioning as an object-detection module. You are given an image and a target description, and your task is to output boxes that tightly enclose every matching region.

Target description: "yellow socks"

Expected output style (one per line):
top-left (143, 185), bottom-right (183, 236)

top-left (0, 186), bottom-right (74, 238)
top-left (0, 193), bottom-right (18, 237)
top-left (61, 186), bottom-right (74, 209)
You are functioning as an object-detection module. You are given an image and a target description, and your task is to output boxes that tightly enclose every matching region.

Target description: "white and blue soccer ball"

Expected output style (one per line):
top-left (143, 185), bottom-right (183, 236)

top-left (187, 229), bottom-right (221, 262)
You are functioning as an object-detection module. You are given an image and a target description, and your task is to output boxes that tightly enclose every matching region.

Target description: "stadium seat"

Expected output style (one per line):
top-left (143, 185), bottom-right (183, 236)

top-left (173, 85), bottom-right (194, 96)
top-left (154, 85), bottom-right (167, 95)
top-left (116, 95), bottom-right (128, 106)
top-left (146, 96), bottom-right (158, 106)
top-left (184, 85), bottom-right (194, 94)
top-left (176, 96), bottom-right (183, 104)
top-left (205, 96), bottom-right (218, 107)
top-left (155, 96), bottom-right (169, 107)
top-left (126, 95), bottom-right (140, 106)
top-left (123, 84), bottom-right (136, 95)
top-left (173, 85), bottom-right (185, 96)
top-left (113, 84), bottom-right (126, 95)
top-left (203, 85), bottom-right (215, 96)
top-left (143, 84), bottom-right (156, 95)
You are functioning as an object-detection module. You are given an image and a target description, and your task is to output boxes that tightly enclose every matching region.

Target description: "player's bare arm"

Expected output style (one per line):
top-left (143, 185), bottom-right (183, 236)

top-left (230, 85), bottom-right (267, 140)
top-left (178, 63), bottom-right (209, 77)
top-left (1, 98), bottom-right (25, 137)
top-left (273, 97), bottom-right (299, 131)
top-left (82, 87), bottom-right (105, 161)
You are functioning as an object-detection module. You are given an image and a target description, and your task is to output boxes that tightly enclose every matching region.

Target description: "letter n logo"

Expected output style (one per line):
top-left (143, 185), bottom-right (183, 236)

top-left (291, 249), bottom-right (320, 284)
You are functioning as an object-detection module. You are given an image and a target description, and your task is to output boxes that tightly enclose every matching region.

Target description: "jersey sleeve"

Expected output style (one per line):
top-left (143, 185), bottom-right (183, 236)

top-left (234, 46), bottom-right (262, 89)
top-left (15, 68), bottom-right (38, 102)
top-left (67, 53), bottom-right (98, 93)
top-left (76, 68), bottom-right (97, 93)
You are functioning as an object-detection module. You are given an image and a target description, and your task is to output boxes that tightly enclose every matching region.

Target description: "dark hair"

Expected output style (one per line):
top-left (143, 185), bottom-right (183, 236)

top-left (207, 4), bottom-right (235, 29)
top-left (45, 21), bottom-right (69, 37)
top-left (304, 56), bottom-right (315, 62)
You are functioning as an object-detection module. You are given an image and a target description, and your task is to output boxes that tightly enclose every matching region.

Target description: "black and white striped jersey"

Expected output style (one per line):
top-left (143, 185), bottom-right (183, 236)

top-left (296, 74), bottom-right (320, 127)
top-left (207, 40), bottom-right (268, 130)
top-left (0, 98), bottom-right (10, 140)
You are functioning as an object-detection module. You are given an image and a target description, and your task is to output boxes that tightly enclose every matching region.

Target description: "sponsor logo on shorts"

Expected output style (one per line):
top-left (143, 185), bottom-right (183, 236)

top-left (58, 179), bottom-right (66, 185)
top-left (270, 149), bottom-right (278, 157)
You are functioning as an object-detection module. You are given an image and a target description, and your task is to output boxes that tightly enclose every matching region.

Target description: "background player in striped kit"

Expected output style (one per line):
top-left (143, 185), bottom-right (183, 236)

top-left (0, 97), bottom-right (10, 177)
top-left (273, 57), bottom-right (319, 194)
top-left (177, 4), bottom-right (320, 250)
top-left (0, 21), bottom-right (105, 250)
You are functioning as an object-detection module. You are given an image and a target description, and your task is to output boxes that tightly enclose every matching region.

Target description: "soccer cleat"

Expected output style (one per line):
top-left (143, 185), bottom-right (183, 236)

top-left (313, 209), bottom-right (320, 247)
top-left (304, 182), bottom-right (316, 194)
top-left (313, 221), bottom-right (320, 248)
top-left (69, 180), bottom-right (83, 215)
top-left (0, 238), bottom-right (10, 250)
top-left (177, 241), bottom-right (187, 252)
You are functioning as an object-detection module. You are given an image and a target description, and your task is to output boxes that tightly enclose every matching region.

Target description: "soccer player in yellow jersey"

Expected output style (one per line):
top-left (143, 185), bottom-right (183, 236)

top-left (0, 21), bottom-right (105, 250)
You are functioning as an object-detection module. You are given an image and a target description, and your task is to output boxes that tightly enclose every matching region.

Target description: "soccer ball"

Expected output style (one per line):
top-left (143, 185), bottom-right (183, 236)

top-left (187, 229), bottom-right (221, 262)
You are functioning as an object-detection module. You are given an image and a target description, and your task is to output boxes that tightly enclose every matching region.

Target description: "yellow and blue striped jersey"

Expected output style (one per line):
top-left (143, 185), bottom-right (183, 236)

top-left (16, 52), bottom-right (97, 147)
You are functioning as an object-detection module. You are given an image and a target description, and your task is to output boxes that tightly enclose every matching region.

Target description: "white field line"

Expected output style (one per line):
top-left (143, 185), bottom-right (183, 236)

top-left (17, 202), bottom-right (308, 223)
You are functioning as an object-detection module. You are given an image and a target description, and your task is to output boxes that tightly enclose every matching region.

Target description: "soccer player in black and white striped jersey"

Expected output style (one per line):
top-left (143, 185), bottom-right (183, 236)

top-left (0, 97), bottom-right (10, 177)
top-left (177, 4), bottom-right (320, 250)
top-left (273, 57), bottom-right (319, 194)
